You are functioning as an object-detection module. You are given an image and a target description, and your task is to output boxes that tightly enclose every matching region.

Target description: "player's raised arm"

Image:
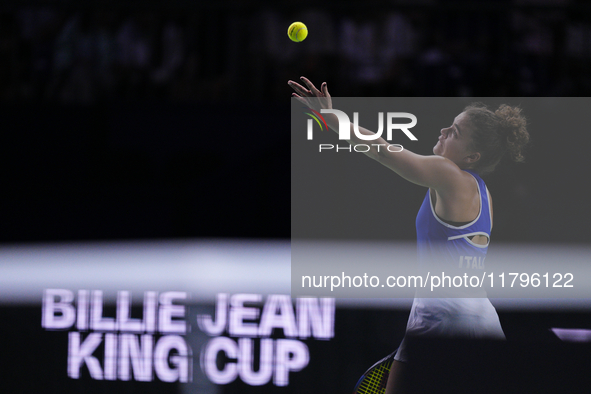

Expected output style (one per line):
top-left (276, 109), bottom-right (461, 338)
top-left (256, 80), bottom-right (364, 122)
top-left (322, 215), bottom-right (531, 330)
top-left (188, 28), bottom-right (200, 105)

top-left (288, 77), bottom-right (470, 192)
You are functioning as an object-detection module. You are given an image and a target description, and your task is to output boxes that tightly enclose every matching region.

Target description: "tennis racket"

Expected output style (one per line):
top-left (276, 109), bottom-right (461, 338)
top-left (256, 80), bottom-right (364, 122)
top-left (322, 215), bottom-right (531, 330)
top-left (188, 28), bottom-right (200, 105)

top-left (353, 350), bottom-right (397, 394)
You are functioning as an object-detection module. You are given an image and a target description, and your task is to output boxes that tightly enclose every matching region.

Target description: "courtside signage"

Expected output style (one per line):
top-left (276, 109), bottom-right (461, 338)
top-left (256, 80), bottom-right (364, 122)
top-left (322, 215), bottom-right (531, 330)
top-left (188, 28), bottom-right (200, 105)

top-left (198, 293), bottom-right (335, 386)
top-left (42, 289), bottom-right (335, 386)
top-left (42, 289), bottom-right (192, 382)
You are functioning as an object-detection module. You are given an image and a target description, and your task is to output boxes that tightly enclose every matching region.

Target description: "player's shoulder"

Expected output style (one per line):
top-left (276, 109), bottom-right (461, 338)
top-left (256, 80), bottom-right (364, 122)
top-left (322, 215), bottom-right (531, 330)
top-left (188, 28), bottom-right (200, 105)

top-left (432, 158), bottom-right (475, 194)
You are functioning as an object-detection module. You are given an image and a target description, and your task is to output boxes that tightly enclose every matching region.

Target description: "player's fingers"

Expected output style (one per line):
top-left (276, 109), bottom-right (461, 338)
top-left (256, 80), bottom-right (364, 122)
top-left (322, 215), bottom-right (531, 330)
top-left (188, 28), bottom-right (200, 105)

top-left (322, 82), bottom-right (331, 98)
top-left (288, 80), bottom-right (312, 97)
top-left (291, 93), bottom-right (308, 106)
top-left (300, 77), bottom-right (322, 97)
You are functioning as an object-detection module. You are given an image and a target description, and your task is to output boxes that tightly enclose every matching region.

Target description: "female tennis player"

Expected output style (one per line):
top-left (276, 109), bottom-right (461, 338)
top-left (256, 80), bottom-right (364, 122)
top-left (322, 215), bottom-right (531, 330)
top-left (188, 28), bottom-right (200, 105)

top-left (289, 77), bottom-right (530, 394)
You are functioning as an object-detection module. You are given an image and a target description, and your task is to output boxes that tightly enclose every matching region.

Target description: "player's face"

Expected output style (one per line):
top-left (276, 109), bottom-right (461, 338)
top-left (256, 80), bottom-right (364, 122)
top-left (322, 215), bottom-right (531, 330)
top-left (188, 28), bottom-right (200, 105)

top-left (433, 112), bottom-right (479, 167)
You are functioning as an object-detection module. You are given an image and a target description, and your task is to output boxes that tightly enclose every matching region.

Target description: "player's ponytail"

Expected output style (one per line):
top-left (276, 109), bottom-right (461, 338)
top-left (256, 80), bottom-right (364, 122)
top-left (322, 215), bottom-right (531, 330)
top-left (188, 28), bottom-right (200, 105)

top-left (494, 104), bottom-right (529, 163)
top-left (463, 103), bottom-right (530, 175)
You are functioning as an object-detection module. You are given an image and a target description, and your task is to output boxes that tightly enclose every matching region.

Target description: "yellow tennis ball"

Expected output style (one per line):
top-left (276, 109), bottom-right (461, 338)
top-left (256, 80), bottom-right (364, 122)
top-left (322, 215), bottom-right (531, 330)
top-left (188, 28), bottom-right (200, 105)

top-left (288, 22), bottom-right (308, 42)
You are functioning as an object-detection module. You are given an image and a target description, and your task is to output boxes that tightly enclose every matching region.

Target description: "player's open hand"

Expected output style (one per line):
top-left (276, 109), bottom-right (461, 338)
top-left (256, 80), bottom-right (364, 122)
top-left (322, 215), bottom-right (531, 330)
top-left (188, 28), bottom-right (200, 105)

top-left (288, 77), bottom-right (332, 112)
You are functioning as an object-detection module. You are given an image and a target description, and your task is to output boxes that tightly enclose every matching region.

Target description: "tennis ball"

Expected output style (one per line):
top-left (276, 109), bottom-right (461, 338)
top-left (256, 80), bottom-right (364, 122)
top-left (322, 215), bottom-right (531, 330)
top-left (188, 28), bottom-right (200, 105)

top-left (288, 22), bottom-right (308, 42)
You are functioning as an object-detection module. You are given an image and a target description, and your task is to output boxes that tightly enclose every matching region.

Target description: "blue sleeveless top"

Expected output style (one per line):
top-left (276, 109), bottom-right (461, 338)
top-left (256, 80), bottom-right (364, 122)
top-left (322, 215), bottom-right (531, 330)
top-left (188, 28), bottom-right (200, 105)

top-left (393, 171), bottom-right (504, 364)
top-left (415, 169), bottom-right (491, 271)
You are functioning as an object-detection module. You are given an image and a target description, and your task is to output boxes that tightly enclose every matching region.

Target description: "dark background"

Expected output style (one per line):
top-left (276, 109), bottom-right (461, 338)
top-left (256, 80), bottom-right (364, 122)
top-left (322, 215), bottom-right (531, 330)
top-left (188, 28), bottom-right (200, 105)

top-left (1, 1), bottom-right (591, 393)
top-left (2, 0), bottom-right (591, 243)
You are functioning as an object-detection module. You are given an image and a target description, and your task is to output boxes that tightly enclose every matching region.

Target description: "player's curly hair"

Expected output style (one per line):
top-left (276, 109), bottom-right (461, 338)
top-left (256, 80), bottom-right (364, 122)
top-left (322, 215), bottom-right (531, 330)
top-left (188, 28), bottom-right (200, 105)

top-left (463, 103), bottom-right (530, 175)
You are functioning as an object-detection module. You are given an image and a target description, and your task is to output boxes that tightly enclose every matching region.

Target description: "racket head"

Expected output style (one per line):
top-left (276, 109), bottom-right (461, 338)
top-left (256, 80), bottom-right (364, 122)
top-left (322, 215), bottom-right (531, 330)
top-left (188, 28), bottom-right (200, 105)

top-left (353, 350), bottom-right (397, 394)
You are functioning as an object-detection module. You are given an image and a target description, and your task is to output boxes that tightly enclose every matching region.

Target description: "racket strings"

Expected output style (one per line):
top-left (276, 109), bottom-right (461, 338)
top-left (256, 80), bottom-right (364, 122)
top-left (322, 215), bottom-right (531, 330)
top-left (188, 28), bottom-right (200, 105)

top-left (355, 358), bottom-right (393, 394)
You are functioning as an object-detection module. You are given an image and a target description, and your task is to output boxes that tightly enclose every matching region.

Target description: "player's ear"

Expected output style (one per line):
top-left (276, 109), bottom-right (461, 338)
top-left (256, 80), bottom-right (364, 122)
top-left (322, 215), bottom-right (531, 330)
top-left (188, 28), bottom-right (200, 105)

top-left (465, 152), bottom-right (480, 164)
